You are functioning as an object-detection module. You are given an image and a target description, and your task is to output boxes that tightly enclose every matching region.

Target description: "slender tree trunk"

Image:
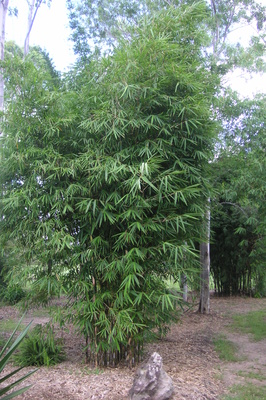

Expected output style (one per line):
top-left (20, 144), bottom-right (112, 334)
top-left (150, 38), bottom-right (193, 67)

top-left (24, 0), bottom-right (43, 56)
top-left (199, 200), bottom-right (210, 314)
top-left (0, 0), bottom-right (9, 112)
top-left (181, 273), bottom-right (188, 302)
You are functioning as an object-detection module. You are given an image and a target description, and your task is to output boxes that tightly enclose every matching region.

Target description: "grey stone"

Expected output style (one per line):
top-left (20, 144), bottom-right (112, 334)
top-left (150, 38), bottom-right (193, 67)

top-left (129, 352), bottom-right (174, 400)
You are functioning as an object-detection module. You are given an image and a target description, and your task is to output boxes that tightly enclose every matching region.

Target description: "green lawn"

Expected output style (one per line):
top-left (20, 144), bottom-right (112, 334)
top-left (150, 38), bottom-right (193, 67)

top-left (223, 383), bottom-right (266, 399)
top-left (231, 310), bottom-right (266, 341)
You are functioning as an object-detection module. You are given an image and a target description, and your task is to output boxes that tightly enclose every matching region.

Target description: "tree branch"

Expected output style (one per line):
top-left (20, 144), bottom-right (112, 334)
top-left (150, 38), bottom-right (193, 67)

top-left (220, 201), bottom-right (248, 216)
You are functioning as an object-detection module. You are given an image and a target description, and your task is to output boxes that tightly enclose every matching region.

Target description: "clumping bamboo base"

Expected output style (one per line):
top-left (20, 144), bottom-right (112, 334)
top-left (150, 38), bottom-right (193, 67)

top-left (85, 340), bottom-right (144, 368)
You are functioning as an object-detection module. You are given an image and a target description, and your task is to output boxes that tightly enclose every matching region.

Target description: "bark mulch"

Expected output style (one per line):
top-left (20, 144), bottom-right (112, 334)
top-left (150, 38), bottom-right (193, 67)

top-left (1, 296), bottom-right (265, 399)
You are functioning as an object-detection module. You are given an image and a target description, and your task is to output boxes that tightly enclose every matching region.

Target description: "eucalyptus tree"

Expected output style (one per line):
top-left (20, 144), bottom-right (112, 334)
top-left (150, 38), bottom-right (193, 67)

top-left (1, 3), bottom-right (217, 364)
top-left (24, 0), bottom-right (52, 56)
top-left (66, 0), bottom-right (266, 70)
top-left (198, 0), bottom-right (265, 310)
top-left (208, 0), bottom-right (266, 73)
top-left (66, 0), bottom-right (164, 60)
top-left (0, 0), bottom-right (9, 111)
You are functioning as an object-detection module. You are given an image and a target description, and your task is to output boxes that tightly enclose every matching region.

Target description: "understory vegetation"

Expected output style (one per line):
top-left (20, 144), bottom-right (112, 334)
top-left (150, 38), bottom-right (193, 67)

top-left (0, 318), bottom-right (37, 399)
top-left (14, 323), bottom-right (65, 367)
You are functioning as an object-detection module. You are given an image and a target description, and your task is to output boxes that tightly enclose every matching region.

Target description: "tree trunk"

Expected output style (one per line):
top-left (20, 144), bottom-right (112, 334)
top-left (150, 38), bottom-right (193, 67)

top-left (0, 0), bottom-right (9, 112)
top-left (181, 273), bottom-right (188, 302)
top-left (24, 0), bottom-right (43, 56)
top-left (199, 200), bottom-right (210, 314)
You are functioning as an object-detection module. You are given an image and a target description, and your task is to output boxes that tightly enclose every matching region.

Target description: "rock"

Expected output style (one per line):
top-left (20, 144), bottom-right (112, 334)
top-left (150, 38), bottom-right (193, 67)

top-left (129, 352), bottom-right (174, 400)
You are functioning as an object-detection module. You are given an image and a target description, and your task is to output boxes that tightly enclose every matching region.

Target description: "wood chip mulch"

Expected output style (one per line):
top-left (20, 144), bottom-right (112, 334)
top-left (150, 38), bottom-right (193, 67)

top-left (1, 296), bottom-right (265, 399)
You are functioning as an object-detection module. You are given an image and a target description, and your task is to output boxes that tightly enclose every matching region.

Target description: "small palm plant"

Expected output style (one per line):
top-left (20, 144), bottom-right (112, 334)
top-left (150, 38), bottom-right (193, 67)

top-left (0, 316), bottom-right (37, 399)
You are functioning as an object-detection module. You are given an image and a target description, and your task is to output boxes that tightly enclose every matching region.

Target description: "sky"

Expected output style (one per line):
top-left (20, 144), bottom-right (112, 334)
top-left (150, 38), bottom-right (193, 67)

top-left (5, 0), bottom-right (266, 96)
top-left (6, 0), bottom-right (77, 71)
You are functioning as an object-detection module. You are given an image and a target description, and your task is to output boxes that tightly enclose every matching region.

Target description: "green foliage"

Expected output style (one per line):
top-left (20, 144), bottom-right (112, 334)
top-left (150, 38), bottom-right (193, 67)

top-left (1, 0), bottom-right (264, 367)
top-left (66, 0), bottom-right (266, 311)
top-left (66, 0), bottom-right (168, 60)
top-left (66, 0), bottom-right (266, 73)
top-left (0, 256), bottom-right (6, 289)
top-left (26, 46), bottom-right (60, 85)
top-left (0, 317), bottom-right (37, 399)
top-left (231, 310), bottom-right (266, 341)
top-left (211, 94), bottom-right (266, 296)
top-left (14, 323), bottom-right (65, 367)
top-left (0, 3), bottom-right (217, 364)
top-left (0, 285), bottom-right (26, 305)
top-left (63, 4), bottom-right (217, 364)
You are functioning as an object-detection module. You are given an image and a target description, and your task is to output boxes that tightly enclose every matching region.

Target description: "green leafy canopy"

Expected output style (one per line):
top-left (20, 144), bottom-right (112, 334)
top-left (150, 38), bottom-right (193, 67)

top-left (1, 3), bottom-right (218, 363)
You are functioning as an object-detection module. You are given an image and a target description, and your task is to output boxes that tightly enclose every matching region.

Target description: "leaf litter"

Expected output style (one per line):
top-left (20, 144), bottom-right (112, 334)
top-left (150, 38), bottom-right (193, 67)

top-left (0, 296), bottom-right (265, 399)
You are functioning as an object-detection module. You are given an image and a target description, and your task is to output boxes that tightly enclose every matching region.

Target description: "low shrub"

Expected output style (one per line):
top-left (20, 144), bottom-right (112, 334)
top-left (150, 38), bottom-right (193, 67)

top-left (14, 323), bottom-right (65, 367)
top-left (0, 285), bottom-right (26, 305)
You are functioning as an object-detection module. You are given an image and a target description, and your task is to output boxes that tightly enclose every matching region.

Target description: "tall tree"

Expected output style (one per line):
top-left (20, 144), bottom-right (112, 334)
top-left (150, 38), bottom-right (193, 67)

top-left (199, 200), bottom-right (210, 313)
top-left (1, 3), bottom-right (217, 364)
top-left (66, 1), bottom-right (265, 312)
top-left (211, 94), bottom-right (266, 296)
top-left (24, 0), bottom-right (51, 56)
top-left (66, 0), bottom-right (159, 60)
top-left (66, 0), bottom-right (265, 67)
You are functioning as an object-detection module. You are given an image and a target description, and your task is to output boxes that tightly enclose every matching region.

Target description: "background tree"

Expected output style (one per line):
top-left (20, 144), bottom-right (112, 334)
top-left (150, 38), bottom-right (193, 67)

top-left (0, 41), bottom-right (63, 304)
top-left (198, 200), bottom-right (210, 313)
top-left (211, 94), bottom-right (265, 296)
top-left (66, 0), bottom-right (266, 69)
top-left (24, 0), bottom-right (52, 56)
top-left (66, 0), bottom-right (162, 61)
top-left (0, 0), bottom-right (9, 111)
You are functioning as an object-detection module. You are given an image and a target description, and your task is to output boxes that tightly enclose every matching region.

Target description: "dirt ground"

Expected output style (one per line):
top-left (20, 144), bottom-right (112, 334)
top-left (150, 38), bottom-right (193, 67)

top-left (1, 296), bottom-right (266, 400)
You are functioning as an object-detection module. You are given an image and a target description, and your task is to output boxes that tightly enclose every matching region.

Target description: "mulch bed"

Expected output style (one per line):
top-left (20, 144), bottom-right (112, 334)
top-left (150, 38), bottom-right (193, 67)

top-left (1, 295), bottom-right (265, 399)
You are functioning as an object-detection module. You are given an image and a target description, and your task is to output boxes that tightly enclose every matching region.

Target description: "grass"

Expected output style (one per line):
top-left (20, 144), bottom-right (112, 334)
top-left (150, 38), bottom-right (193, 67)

top-left (0, 334), bottom-right (6, 348)
top-left (231, 310), bottom-right (266, 341)
top-left (213, 334), bottom-right (243, 362)
top-left (81, 366), bottom-right (104, 375)
top-left (0, 319), bottom-right (26, 333)
top-left (222, 383), bottom-right (266, 399)
top-left (31, 307), bottom-right (55, 318)
top-left (237, 369), bottom-right (265, 382)
top-left (219, 309), bottom-right (266, 399)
